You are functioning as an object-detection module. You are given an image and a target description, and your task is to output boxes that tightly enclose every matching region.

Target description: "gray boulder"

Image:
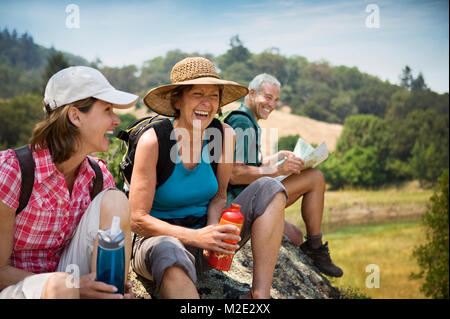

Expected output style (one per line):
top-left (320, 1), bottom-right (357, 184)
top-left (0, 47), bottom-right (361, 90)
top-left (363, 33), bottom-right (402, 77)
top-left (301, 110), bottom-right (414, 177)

top-left (130, 235), bottom-right (340, 299)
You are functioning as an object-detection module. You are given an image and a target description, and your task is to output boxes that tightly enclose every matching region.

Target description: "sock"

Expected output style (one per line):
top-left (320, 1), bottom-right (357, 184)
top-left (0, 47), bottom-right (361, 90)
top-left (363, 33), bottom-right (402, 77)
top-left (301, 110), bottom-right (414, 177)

top-left (306, 233), bottom-right (323, 249)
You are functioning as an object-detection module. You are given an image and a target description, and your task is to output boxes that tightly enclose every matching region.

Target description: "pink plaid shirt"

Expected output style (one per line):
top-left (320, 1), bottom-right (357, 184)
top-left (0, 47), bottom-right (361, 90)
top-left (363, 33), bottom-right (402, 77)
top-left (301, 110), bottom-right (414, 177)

top-left (0, 146), bottom-right (115, 273)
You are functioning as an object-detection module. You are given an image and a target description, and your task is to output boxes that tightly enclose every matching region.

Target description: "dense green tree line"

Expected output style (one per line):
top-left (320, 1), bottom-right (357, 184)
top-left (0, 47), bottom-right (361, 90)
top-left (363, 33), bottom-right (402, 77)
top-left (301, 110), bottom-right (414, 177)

top-left (0, 28), bottom-right (88, 98)
top-left (1, 30), bottom-right (448, 188)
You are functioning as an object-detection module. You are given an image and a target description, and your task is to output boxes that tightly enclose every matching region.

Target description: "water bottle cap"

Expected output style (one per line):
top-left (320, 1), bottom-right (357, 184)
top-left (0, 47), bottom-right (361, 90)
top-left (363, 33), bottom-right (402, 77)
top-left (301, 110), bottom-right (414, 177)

top-left (98, 216), bottom-right (124, 249)
top-left (231, 204), bottom-right (241, 211)
top-left (110, 216), bottom-right (121, 236)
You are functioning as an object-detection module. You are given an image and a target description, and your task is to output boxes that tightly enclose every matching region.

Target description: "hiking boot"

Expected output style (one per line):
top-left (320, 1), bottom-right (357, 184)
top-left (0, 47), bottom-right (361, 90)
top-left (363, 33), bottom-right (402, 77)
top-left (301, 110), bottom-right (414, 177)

top-left (300, 241), bottom-right (344, 277)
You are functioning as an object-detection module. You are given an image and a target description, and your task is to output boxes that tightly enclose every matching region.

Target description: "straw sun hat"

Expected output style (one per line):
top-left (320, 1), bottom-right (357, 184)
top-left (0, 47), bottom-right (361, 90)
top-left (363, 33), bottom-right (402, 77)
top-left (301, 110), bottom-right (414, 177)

top-left (143, 57), bottom-right (248, 117)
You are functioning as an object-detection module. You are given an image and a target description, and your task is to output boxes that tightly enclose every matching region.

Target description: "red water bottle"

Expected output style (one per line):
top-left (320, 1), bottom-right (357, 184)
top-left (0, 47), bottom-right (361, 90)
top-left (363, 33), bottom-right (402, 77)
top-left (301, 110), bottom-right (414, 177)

top-left (208, 204), bottom-right (244, 271)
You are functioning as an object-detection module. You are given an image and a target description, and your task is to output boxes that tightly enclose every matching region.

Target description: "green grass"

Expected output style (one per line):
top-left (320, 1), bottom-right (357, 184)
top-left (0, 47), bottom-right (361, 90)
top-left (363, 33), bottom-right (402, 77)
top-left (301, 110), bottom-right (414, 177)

top-left (325, 221), bottom-right (427, 299)
top-left (284, 182), bottom-right (432, 299)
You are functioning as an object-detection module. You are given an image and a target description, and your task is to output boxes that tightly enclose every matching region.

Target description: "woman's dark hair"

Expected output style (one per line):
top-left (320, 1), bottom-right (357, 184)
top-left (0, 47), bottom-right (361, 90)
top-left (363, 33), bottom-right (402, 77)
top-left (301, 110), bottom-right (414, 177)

top-left (30, 97), bottom-right (96, 163)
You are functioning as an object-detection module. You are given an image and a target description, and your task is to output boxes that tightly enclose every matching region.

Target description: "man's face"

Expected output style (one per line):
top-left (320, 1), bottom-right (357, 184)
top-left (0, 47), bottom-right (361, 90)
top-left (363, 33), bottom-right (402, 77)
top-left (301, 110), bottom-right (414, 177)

top-left (248, 82), bottom-right (279, 120)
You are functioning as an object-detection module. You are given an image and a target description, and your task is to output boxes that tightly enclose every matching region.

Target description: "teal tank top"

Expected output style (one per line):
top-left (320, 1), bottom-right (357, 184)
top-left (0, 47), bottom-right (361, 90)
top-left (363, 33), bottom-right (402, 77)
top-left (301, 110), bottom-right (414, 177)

top-left (150, 136), bottom-right (218, 222)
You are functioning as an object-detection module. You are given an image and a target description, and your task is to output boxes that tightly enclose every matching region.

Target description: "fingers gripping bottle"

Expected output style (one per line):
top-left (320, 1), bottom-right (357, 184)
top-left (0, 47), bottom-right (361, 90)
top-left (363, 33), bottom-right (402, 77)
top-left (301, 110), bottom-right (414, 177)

top-left (208, 204), bottom-right (244, 271)
top-left (96, 216), bottom-right (125, 294)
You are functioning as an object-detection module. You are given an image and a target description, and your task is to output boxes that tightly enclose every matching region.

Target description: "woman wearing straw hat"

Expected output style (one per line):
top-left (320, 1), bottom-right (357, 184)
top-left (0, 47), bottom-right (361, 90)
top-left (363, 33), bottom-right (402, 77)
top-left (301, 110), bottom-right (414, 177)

top-left (0, 66), bottom-right (137, 299)
top-left (130, 57), bottom-right (288, 299)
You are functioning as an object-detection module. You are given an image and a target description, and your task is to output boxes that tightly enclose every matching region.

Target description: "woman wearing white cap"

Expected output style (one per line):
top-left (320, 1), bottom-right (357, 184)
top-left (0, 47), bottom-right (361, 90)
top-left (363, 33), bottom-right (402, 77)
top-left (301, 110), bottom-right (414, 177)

top-left (130, 57), bottom-right (287, 299)
top-left (0, 66), bottom-right (138, 299)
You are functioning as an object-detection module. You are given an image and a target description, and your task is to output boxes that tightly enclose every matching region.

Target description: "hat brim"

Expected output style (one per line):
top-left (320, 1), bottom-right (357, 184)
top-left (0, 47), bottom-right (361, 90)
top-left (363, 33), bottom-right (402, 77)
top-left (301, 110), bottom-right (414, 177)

top-left (143, 77), bottom-right (248, 116)
top-left (94, 89), bottom-right (139, 109)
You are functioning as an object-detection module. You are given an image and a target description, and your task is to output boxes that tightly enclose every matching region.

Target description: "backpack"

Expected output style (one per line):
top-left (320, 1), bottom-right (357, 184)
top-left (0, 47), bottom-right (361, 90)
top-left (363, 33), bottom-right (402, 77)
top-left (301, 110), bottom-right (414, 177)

top-left (14, 145), bottom-right (104, 215)
top-left (216, 109), bottom-right (262, 198)
top-left (216, 109), bottom-right (261, 165)
top-left (116, 115), bottom-right (224, 195)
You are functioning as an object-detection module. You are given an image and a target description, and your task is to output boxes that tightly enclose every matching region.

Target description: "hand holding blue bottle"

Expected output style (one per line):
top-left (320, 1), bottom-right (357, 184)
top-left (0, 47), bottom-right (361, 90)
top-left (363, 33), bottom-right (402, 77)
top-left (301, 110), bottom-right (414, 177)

top-left (96, 216), bottom-right (126, 295)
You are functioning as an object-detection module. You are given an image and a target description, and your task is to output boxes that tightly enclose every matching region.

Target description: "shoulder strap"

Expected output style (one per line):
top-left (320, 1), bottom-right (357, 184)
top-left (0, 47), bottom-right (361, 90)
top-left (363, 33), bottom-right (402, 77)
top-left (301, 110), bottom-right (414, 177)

top-left (151, 118), bottom-right (176, 187)
top-left (87, 157), bottom-right (103, 200)
top-left (223, 110), bottom-right (254, 124)
top-left (224, 109), bottom-right (261, 166)
top-left (14, 145), bottom-right (35, 215)
top-left (206, 118), bottom-right (224, 176)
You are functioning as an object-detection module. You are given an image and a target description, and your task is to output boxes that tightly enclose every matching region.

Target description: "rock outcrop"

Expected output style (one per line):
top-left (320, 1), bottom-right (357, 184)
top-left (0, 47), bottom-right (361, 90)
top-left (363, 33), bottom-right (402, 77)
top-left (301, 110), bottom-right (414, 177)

top-left (130, 236), bottom-right (341, 299)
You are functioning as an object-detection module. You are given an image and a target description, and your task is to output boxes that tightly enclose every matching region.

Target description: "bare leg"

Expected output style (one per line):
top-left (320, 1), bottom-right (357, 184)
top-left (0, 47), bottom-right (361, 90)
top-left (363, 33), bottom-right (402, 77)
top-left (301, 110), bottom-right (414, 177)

top-left (247, 192), bottom-right (286, 299)
top-left (91, 190), bottom-right (132, 286)
top-left (160, 266), bottom-right (199, 299)
top-left (284, 221), bottom-right (303, 246)
top-left (282, 168), bottom-right (326, 237)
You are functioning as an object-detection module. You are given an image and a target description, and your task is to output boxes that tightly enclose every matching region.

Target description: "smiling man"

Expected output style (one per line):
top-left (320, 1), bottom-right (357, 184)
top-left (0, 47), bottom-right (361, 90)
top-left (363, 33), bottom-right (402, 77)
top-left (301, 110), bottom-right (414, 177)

top-left (225, 73), bottom-right (343, 278)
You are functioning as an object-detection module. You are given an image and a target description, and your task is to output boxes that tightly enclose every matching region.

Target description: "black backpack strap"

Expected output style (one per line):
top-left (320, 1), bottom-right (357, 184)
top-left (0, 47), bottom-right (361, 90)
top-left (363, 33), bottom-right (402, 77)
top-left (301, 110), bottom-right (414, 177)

top-left (87, 157), bottom-right (103, 200)
top-left (224, 110), bottom-right (262, 166)
top-left (151, 118), bottom-right (176, 187)
top-left (14, 145), bottom-right (35, 215)
top-left (205, 118), bottom-right (224, 176)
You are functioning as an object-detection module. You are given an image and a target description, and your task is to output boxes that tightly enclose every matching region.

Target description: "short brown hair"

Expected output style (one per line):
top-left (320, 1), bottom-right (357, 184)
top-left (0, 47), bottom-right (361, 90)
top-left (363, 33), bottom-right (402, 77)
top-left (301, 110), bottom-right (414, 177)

top-left (30, 97), bottom-right (96, 163)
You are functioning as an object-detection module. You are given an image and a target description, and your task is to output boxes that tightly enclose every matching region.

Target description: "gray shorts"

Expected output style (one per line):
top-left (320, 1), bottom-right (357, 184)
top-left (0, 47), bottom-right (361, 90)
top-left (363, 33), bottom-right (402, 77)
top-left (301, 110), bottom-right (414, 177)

top-left (131, 177), bottom-right (287, 291)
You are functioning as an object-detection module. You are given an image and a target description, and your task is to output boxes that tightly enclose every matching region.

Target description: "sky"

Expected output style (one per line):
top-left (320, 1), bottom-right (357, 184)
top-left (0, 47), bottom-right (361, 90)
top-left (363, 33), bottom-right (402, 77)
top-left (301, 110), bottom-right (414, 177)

top-left (1, 0), bottom-right (449, 93)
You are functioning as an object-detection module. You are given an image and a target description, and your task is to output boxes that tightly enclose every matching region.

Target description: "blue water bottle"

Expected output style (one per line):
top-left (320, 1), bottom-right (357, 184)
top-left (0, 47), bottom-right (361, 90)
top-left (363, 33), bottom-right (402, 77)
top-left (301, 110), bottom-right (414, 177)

top-left (96, 216), bottom-right (125, 294)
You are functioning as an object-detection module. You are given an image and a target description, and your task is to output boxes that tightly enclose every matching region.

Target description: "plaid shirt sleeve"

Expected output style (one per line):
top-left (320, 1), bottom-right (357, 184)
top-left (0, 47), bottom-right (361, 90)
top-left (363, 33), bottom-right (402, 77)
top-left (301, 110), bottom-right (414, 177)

top-left (0, 149), bottom-right (21, 211)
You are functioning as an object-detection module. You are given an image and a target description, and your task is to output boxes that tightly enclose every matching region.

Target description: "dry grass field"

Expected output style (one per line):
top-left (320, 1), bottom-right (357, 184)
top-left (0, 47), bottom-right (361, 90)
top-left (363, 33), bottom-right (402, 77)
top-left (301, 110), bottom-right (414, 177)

top-left (285, 182), bottom-right (433, 299)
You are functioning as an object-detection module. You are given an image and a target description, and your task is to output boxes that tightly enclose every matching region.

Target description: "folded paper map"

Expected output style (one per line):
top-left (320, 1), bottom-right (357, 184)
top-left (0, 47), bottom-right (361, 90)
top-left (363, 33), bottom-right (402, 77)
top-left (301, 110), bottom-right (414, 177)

top-left (276, 138), bottom-right (328, 181)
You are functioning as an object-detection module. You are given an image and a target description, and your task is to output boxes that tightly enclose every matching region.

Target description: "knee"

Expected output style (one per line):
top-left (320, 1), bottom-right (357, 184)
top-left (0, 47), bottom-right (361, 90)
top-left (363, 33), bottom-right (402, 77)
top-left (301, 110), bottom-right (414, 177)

top-left (162, 265), bottom-right (192, 285)
top-left (272, 192), bottom-right (286, 215)
top-left (100, 189), bottom-right (130, 228)
top-left (276, 190), bottom-right (287, 205)
top-left (42, 272), bottom-right (79, 299)
top-left (309, 168), bottom-right (326, 192)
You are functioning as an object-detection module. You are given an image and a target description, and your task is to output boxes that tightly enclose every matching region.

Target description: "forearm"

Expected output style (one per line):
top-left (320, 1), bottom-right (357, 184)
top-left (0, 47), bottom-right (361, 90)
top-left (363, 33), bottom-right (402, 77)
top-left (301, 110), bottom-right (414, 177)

top-left (230, 162), bottom-right (280, 185)
top-left (131, 211), bottom-right (195, 243)
top-left (207, 195), bottom-right (227, 226)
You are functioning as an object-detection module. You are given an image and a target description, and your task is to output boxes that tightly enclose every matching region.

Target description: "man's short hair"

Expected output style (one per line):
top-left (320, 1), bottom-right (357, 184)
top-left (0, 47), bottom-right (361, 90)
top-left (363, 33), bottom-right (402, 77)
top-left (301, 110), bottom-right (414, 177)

top-left (248, 73), bottom-right (281, 94)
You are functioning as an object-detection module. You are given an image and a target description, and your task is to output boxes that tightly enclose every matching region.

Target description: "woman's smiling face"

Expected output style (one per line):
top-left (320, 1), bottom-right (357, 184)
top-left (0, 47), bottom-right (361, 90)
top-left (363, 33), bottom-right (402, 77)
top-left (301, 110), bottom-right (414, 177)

top-left (77, 99), bottom-right (121, 154)
top-left (175, 84), bottom-right (220, 130)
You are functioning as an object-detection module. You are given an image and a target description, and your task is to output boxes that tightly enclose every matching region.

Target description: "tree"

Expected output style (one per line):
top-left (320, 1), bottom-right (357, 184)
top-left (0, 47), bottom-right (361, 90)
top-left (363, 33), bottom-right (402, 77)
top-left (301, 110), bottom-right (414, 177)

top-left (332, 65), bottom-right (364, 91)
top-left (276, 134), bottom-right (300, 152)
top-left (251, 50), bottom-right (288, 85)
top-left (336, 114), bottom-right (390, 159)
top-left (411, 72), bottom-right (427, 91)
top-left (329, 92), bottom-right (357, 123)
top-left (220, 62), bottom-right (254, 88)
top-left (353, 83), bottom-right (396, 118)
top-left (407, 109), bottom-right (449, 186)
top-left (0, 93), bottom-right (44, 149)
top-left (411, 169), bottom-right (449, 298)
top-left (399, 65), bottom-right (413, 90)
top-left (100, 65), bottom-right (139, 93)
top-left (42, 51), bottom-right (70, 94)
top-left (340, 146), bottom-right (387, 186)
top-left (217, 35), bottom-right (252, 71)
top-left (321, 146), bottom-right (388, 188)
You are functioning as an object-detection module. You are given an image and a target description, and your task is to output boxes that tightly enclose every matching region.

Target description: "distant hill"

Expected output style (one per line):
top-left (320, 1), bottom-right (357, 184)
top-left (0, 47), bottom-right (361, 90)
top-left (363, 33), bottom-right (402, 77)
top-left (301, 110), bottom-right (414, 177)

top-left (0, 28), bottom-right (89, 98)
top-left (223, 102), bottom-right (343, 154)
top-left (116, 101), bottom-right (343, 154)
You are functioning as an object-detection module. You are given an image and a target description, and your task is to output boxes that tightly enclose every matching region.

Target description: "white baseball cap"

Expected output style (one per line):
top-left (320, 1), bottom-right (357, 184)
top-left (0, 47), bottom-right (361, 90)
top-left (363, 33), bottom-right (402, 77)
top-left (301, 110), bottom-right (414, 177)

top-left (44, 66), bottom-right (138, 110)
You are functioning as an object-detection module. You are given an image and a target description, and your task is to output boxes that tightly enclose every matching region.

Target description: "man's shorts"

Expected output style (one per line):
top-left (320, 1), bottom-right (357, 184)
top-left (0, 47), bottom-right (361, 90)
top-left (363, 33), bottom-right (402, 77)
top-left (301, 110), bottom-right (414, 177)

top-left (131, 177), bottom-right (287, 291)
top-left (0, 188), bottom-right (114, 299)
